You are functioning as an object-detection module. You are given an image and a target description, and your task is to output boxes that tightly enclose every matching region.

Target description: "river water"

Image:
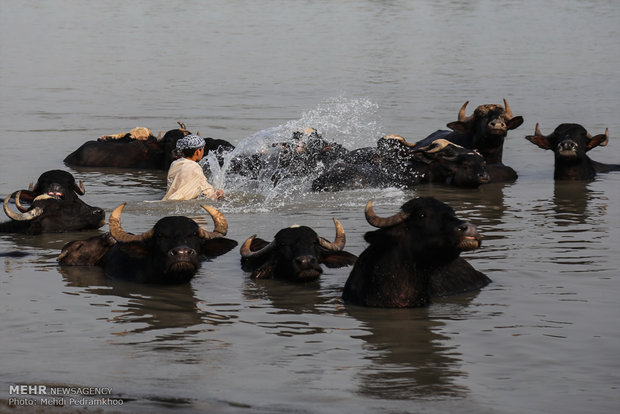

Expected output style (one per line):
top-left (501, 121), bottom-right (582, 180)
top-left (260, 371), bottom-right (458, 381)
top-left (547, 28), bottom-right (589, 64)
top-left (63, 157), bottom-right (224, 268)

top-left (1, 1), bottom-right (619, 413)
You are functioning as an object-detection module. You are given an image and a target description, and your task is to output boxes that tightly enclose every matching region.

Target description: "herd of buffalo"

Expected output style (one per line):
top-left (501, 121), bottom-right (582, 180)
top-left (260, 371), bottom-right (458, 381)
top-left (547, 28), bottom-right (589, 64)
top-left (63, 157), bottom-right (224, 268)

top-left (2, 99), bottom-right (619, 308)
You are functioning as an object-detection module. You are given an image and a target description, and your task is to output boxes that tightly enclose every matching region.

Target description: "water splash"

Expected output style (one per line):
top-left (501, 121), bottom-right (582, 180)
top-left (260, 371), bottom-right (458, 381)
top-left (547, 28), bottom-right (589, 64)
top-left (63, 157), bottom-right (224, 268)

top-left (202, 96), bottom-right (386, 209)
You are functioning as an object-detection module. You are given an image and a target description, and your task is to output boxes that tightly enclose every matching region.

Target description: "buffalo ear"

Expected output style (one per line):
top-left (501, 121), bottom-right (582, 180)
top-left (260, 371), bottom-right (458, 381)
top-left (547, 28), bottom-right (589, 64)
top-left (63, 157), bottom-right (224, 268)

top-left (447, 121), bottom-right (469, 134)
top-left (202, 237), bottom-right (238, 258)
top-left (586, 133), bottom-right (609, 151)
top-left (506, 116), bottom-right (524, 130)
top-left (525, 135), bottom-right (553, 150)
top-left (320, 250), bottom-right (357, 268)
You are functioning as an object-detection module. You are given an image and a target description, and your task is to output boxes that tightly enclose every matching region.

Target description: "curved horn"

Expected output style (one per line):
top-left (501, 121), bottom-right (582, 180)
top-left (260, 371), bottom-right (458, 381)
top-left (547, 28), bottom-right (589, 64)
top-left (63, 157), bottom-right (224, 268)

top-left (177, 121), bottom-right (190, 135)
top-left (74, 180), bottom-right (86, 195)
top-left (383, 134), bottom-right (417, 147)
top-left (457, 101), bottom-right (470, 122)
top-left (109, 203), bottom-right (154, 243)
top-left (198, 205), bottom-right (228, 239)
top-left (503, 98), bottom-right (514, 119)
top-left (417, 138), bottom-right (452, 154)
top-left (14, 191), bottom-right (29, 212)
top-left (535, 123), bottom-right (543, 136)
top-left (318, 218), bottom-right (346, 251)
top-left (365, 200), bottom-right (409, 228)
top-left (3, 191), bottom-right (43, 221)
top-left (239, 234), bottom-right (276, 258)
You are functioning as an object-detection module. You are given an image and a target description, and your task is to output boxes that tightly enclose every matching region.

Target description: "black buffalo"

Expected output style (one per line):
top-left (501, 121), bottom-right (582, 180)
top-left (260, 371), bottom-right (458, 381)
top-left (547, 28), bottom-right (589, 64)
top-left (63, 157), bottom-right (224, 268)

top-left (0, 170), bottom-right (105, 234)
top-left (240, 219), bottom-right (357, 282)
top-left (228, 128), bottom-right (347, 184)
top-left (311, 136), bottom-right (489, 191)
top-left (342, 198), bottom-right (491, 308)
top-left (525, 123), bottom-right (620, 180)
top-left (415, 99), bottom-right (523, 182)
top-left (64, 122), bottom-right (235, 170)
top-left (58, 203), bottom-right (238, 284)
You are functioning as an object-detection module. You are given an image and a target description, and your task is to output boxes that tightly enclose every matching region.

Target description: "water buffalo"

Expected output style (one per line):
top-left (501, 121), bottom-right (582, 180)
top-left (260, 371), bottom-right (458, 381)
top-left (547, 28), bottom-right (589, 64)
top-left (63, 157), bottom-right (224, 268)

top-left (311, 136), bottom-right (489, 191)
top-left (0, 170), bottom-right (105, 234)
top-left (58, 203), bottom-right (238, 284)
top-left (228, 128), bottom-right (347, 184)
top-left (342, 198), bottom-right (491, 308)
top-left (415, 99), bottom-right (524, 182)
top-left (64, 122), bottom-right (235, 170)
top-left (240, 219), bottom-right (357, 282)
top-left (525, 123), bottom-right (620, 180)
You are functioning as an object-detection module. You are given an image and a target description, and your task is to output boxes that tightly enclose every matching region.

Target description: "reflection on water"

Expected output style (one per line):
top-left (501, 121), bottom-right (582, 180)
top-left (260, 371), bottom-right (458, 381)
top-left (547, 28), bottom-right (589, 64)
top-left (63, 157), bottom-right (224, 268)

top-left (58, 266), bottom-right (235, 337)
top-left (552, 180), bottom-right (601, 226)
top-left (346, 302), bottom-right (474, 400)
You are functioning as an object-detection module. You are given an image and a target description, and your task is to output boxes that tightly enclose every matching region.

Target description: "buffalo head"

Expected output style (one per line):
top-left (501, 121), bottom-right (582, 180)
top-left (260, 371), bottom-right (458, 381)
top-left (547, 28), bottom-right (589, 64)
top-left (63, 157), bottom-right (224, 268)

top-left (364, 198), bottom-right (481, 263)
top-left (240, 219), bottom-right (357, 282)
top-left (26, 169), bottom-right (87, 202)
top-left (378, 135), bottom-right (490, 188)
top-left (2, 171), bottom-right (105, 234)
top-left (525, 123), bottom-right (614, 180)
top-left (412, 139), bottom-right (490, 187)
top-left (446, 99), bottom-right (523, 164)
top-left (104, 203), bottom-right (237, 284)
top-left (58, 233), bottom-right (117, 266)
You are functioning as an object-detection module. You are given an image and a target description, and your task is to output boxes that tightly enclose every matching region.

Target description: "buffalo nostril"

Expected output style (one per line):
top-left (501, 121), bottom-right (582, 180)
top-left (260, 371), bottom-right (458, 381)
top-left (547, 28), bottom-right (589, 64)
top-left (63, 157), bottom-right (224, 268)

top-left (170, 247), bottom-right (196, 257)
top-left (295, 255), bottom-right (318, 267)
top-left (458, 223), bottom-right (477, 234)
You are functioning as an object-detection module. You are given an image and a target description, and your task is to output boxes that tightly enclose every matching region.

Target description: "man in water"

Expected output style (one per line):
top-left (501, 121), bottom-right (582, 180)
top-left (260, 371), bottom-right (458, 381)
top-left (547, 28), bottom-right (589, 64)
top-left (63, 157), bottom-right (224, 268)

top-left (163, 134), bottom-right (225, 201)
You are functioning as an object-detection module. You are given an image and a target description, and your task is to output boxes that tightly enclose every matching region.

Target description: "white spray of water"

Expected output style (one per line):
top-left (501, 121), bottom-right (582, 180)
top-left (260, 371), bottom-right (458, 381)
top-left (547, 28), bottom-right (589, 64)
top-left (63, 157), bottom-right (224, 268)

top-left (201, 96), bottom-right (387, 208)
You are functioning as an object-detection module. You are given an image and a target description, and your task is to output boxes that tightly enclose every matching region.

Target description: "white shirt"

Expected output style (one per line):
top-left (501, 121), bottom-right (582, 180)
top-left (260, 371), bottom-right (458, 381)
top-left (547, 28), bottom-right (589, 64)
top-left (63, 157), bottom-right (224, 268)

top-left (162, 158), bottom-right (216, 201)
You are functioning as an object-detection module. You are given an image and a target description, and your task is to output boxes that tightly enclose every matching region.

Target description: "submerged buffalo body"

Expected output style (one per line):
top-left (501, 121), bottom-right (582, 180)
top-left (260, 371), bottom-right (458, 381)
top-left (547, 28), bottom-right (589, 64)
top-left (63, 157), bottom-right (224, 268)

top-left (0, 170), bottom-right (105, 234)
top-left (58, 204), bottom-right (237, 284)
top-left (64, 122), bottom-right (235, 170)
top-left (342, 198), bottom-right (490, 308)
top-left (415, 99), bottom-right (523, 182)
top-left (228, 128), bottom-right (347, 184)
top-left (525, 123), bottom-right (620, 180)
top-left (312, 136), bottom-right (489, 191)
top-left (240, 219), bottom-right (357, 282)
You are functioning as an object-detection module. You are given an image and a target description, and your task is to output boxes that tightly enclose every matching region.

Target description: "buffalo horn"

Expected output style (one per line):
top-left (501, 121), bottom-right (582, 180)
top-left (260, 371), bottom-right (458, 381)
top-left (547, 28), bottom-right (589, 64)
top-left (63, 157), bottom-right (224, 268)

top-left (534, 123), bottom-right (543, 137)
top-left (240, 235), bottom-right (276, 259)
top-left (109, 203), bottom-right (154, 243)
top-left (457, 101), bottom-right (471, 122)
top-left (503, 98), bottom-right (514, 119)
top-left (74, 180), bottom-right (86, 195)
top-left (14, 191), bottom-right (29, 212)
top-left (318, 218), bottom-right (346, 251)
top-left (417, 138), bottom-right (452, 154)
top-left (383, 134), bottom-right (417, 147)
top-left (365, 200), bottom-right (409, 228)
top-left (198, 205), bottom-right (228, 239)
top-left (177, 121), bottom-right (190, 135)
top-left (3, 191), bottom-right (43, 221)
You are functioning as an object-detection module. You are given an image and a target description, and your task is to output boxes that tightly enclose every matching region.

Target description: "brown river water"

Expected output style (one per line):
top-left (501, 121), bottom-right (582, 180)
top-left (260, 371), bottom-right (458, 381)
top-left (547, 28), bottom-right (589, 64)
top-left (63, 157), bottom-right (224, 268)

top-left (1, 1), bottom-right (619, 413)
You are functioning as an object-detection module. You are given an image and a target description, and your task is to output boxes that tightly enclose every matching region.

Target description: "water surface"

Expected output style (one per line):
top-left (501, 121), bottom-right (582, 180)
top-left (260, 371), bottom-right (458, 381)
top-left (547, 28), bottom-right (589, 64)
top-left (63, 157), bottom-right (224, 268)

top-left (1, 1), bottom-right (619, 413)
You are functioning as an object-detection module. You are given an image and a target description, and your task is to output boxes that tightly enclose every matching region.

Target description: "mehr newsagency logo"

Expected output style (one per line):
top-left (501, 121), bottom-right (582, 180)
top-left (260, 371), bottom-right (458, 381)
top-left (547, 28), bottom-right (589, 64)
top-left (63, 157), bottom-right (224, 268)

top-left (7, 384), bottom-right (124, 407)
